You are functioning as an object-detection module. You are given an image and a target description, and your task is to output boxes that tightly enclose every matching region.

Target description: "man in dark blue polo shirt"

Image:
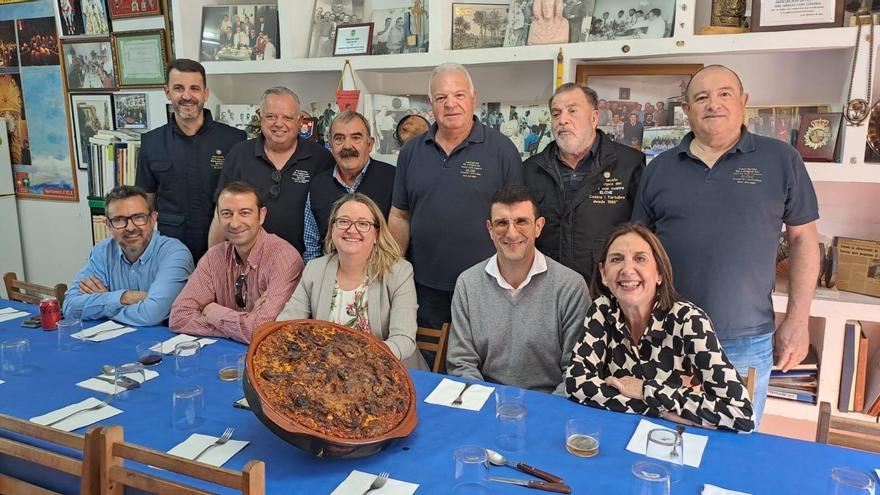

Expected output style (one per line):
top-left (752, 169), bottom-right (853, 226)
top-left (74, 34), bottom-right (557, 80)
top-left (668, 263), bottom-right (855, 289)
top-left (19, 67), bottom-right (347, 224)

top-left (136, 59), bottom-right (246, 262)
top-left (210, 87), bottom-right (334, 255)
top-left (632, 65), bottom-right (820, 425)
top-left (388, 63), bottom-right (523, 330)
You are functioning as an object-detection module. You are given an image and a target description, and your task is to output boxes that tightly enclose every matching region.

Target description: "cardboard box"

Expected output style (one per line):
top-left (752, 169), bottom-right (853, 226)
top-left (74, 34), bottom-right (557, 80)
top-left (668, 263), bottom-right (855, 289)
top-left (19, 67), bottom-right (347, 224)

top-left (832, 237), bottom-right (880, 298)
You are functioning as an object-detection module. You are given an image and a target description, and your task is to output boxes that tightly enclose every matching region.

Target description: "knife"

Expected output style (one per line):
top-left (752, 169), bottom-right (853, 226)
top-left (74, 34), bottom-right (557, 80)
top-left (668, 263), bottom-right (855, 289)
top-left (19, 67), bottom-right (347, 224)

top-left (94, 375), bottom-right (140, 390)
top-left (489, 476), bottom-right (571, 494)
top-left (512, 460), bottom-right (564, 484)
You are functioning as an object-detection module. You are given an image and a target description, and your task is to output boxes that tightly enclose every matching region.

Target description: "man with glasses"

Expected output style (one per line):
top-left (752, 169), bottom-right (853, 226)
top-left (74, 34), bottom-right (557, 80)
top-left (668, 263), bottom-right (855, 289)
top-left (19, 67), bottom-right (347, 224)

top-left (136, 59), bottom-right (246, 263)
top-left (302, 111), bottom-right (395, 262)
top-left (62, 186), bottom-right (194, 326)
top-left (171, 181), bottom-right (303, 343)
top-left (211, 86), bottom-right (333, 255)
top-left (446, 186), bottom-right (589, 394)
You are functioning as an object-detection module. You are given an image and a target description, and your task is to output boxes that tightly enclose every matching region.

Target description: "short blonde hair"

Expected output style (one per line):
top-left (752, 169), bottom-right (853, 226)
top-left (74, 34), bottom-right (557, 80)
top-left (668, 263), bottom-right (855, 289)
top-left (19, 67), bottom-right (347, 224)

top-left (323, 193), bottom-right (401, 282)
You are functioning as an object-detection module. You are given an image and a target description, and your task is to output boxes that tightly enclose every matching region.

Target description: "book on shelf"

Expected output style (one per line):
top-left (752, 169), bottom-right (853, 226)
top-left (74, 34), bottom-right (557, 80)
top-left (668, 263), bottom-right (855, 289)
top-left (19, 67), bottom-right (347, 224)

top-left (87, 134), bottom-right (140, 198)
top-left (767, 388), bottom-right (817, 403)
top-left (838, 320), bottom-right (867, 412)
top-left (91, 215), bottom-right (111, 244)
top-left (772, 344), bottom-right (818, 372)
top-left (863, 332), bottom-right (880, 416)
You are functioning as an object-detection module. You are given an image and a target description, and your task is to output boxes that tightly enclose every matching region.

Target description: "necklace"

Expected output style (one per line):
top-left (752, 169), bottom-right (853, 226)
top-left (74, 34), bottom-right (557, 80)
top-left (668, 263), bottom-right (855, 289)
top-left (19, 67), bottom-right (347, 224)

top-left (844, 8), bottom-right (874, 125)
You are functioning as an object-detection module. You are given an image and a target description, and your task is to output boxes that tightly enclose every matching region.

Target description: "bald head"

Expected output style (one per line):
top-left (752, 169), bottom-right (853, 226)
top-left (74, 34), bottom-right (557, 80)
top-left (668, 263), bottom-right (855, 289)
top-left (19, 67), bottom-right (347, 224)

top-left (685, 65), bottom-right (743, 103)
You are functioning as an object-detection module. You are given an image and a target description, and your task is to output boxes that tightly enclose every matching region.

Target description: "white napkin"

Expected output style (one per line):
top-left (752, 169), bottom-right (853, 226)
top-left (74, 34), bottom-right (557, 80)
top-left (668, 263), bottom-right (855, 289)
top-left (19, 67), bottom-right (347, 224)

top-left (625, 419), bottom-right (709, 468)
top-left (167, 433), bottom-right (249, 467)
top-left (30, 397), bottom-right (122, 431)
top-left (0, 379), bottom-right (5, 385)
top-left (423, 378), bottom-right (494, 411)
top-left (0, 310), bottom-right (30, 322)
top-left (875, 469), bottom-right (880, 480)
top-left (73, 321), bottom-right (136, 342)
top-left (150, 334), bottom-right (218, 355)
top-left (331, 470), bottom-right (419, 495)
top-left (703, 484), bottom-right (750, 495)
top-left (76, 369), bottom-right (159, 394)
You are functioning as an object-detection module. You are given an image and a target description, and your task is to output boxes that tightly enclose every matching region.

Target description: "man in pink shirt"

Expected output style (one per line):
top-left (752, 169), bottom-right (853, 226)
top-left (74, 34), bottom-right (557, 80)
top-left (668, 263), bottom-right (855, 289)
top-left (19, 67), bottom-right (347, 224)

top-left (170, 180), bottom-right (303, 342)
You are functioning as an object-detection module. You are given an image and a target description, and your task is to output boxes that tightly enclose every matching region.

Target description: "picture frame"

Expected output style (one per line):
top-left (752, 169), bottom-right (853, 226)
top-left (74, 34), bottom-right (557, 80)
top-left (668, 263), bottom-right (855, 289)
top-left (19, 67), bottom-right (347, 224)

top-left (744, 104), bottom-right (833, 147)
top-left (751, 0), bottom-right (845, 32)
top-left (70, 93), bottom-right (114, 171)
top-left (333, 22), bottom-right (374, 56)
top-left (56, 0), bottom-right (111, 37)
top-left (200, 5), bottom-right (280, 62)
top-left (60, 37), bottom-right (117, 91)
top-left (576, 64), bottom-right (702, 149)
top-left (108, 0), bottom-right (163, 19)
top-left (113, 92), bottom-right (148, 129)
top-left (308, 0), bottom-right (366, 58)
top-left (587, 0), bottom-right (675, 42)
top-left (370, 2), bottom-right (429, 55)
top-left (452, 3), bottom-right (509, 50)
top-left (112, 29), bottom-right (168, 87)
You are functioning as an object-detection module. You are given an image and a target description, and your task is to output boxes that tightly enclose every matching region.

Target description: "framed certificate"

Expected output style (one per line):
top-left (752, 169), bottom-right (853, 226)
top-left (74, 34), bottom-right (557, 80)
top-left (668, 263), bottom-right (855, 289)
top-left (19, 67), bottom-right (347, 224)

top-left (751, 0), bottom-right (844, 32)
top-left (108, 0), bottom-right (163, 19)
top-left (333, 23), bottom-right (374, 56)
top-left (112, 29), bottom-right (168, 88)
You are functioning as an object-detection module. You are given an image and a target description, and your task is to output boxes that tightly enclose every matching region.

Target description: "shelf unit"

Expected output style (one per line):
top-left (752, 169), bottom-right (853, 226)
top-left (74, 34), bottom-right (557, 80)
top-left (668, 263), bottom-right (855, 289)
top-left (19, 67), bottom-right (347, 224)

top-left (169, 0), bottom-right (880, 429)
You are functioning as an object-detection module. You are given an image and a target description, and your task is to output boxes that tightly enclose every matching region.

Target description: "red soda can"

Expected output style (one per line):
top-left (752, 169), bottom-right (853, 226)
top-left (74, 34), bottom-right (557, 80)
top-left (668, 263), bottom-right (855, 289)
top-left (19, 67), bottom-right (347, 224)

top-left (39, 297), bottom-right (61, 330)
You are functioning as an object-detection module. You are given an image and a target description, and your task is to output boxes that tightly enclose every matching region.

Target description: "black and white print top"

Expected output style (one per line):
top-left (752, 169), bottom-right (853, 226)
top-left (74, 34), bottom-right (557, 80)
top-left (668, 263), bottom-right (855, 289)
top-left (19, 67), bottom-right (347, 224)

top-left (565, 296), bottom-right (755, 433)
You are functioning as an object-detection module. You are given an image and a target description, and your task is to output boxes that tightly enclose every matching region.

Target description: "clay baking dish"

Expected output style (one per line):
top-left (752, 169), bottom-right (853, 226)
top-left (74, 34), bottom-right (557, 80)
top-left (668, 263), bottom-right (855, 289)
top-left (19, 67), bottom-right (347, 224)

top-left (243, 319), bottom-right (418, 458)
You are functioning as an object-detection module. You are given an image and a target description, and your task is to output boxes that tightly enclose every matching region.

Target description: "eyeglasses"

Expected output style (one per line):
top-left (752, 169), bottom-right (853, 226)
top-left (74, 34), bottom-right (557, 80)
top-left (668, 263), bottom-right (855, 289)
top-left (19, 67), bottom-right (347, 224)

top-left (491, 218), bottom-right (535, 234)
top-left (107, 213), bottom-right (151, 229)
top-left (260, 112), bottom-right (298, 124)
top-left (234, 272), bottom-right (247, 310)
top-left (270, 170), bottom-right (281, 199)
top-left (333, 218), bottom-right (377, 233)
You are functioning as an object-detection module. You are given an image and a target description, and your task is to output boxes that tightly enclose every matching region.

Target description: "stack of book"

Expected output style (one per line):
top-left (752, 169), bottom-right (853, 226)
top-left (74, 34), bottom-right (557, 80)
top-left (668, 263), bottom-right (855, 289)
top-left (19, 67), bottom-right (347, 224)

top-left (840, 320), bottom-right (880, 415)
top-left (91, 214), bottom-right (111, 244)
top-left (87, 130), bottom-right (141, 198)
top-left (769, 345), bottom-right (818, 403)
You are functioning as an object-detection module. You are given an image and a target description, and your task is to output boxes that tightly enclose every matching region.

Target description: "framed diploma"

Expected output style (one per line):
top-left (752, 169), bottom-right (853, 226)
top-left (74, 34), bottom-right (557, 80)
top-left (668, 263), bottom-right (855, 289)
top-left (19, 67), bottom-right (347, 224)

top-left (333, 23), bottom-right (374, 56)
top-left (751, 0), bottom-right (845, 32)
top-left (112, 29), bottom-right (168, 87)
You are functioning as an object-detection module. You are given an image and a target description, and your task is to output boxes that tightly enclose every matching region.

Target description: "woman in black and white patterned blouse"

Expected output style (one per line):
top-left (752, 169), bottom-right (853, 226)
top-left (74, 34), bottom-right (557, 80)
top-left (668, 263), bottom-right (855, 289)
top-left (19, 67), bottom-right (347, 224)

top-left (565, 223), bottom-right (754, 432)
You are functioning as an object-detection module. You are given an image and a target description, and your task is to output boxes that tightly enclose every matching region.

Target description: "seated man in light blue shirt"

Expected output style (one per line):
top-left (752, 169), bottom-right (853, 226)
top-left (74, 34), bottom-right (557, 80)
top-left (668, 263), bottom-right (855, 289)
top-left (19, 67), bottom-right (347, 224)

top-left (62, 185), bottom-right (194, 326)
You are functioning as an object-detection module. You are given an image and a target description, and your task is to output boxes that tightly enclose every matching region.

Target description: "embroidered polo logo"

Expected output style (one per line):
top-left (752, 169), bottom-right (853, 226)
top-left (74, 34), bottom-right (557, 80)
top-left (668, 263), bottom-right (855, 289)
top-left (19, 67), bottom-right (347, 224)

top-left (460, 161), bottom-right (482, 178)
top-left (290, 169), bottom-right (310, 184)
top-left (732, 167), bottom-right (763, 185)
top-left (590, 175), bottom-right (626, 205)
top-left (209, 149), bottom-right (225, 169)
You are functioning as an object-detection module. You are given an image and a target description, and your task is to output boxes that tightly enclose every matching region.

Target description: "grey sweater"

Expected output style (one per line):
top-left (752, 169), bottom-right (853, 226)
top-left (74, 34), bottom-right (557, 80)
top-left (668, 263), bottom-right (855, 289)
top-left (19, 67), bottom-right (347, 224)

top-left (447, 254), bottom-right (590, 394)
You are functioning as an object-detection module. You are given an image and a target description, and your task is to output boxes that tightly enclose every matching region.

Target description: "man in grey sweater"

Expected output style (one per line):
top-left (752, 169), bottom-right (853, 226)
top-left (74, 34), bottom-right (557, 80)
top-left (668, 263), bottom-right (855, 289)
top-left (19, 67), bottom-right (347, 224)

top-left (447, 185), bottom-right (590, 394)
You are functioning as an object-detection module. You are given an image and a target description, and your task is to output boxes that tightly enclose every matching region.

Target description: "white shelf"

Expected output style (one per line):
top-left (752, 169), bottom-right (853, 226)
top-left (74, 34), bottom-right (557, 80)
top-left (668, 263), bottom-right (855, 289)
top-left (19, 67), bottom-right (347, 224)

top-left (766, 397), bottom-right (818, 422)
top-left (773, 291), bottom-right (880, 322)
top-left (805, 163), bottom-right (880, 184)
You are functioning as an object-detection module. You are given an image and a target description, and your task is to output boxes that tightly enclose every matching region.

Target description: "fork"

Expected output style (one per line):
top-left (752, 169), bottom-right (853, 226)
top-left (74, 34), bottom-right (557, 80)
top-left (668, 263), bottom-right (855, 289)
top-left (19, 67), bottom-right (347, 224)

top-left (451, 382), bottom-right (473, 406)
top-left (84, 327), bottom-right (125, 340)
top-left (45, 397), bottom-right (112, 427)
top-left (192, 427), bottom-right (234, 462)
top-left (361, 471), bottom-right (389, 495)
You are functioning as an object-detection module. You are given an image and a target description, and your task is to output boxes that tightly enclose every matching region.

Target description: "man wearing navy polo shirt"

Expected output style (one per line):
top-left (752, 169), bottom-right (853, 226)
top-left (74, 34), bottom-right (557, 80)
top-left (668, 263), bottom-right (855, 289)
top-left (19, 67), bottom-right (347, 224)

top-left (632, 65), bottom-right (820, 425)
top-left (388, 63), bottom-right (523, 331)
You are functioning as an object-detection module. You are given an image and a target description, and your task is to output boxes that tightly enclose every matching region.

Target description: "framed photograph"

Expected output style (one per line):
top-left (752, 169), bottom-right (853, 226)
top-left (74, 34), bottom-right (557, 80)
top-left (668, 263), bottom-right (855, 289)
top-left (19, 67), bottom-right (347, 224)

top-left (452, 3), bottom-right (509, 50)
top-left (112, 29), bottom-right (167, 87)
top-left (334, 22), bottom-right (374, 56)
top-left (478, 101), bottom-right (551, 159)
top-left (370, 2), bottom-right (429, 55)
top-left (56, 0), bottom-right (110, 37)
top-left (751, 0), bottom-right (844, 32)
top-left (70, 93), bottom-right (113, 171)
top-left (17, 17), bottom-right (60, 66)
top-left (576, 64), bottom-right (702, 149)
top-left (108, 0), bottom-right (162, 19)
top-left (309, 0), bottom-right (365, 58)
top-left (370, 94), bottom-right (433, 155)
top-left (60, 38), bottom-right (117, 91)
top-left (0, 73), bottom-right (31, 165)
top-left (200, 5), bottom-right (279, 61)
top-left (744, 104), bottom-right (833, 147)
top-left (588, 0), bottom-right (676, 41)
top-left (641, 126), bottom-right (690, 159)
top-left (217, 104), bottom-right (259, 138)
top-left (113, 92), bottom-right (148, 129)
top-left (0, 21), bottom-right (20, 71)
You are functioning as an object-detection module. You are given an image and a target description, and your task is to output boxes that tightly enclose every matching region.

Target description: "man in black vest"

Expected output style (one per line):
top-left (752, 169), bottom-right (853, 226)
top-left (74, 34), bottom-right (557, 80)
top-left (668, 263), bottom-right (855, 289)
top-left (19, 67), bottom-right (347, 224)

top-left (302, 111), bottom-right (395, 261)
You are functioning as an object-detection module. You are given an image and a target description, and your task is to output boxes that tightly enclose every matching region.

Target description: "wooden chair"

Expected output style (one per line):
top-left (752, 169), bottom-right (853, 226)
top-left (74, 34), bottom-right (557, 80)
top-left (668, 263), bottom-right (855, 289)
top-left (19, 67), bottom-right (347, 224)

top-left (0, 413), bottom-right (99, 495)
top-left (90, 425), bottom-right (264, 495)
top-left (744, 367), bottom-right (757, 400)
top-left (3, 272), bottom-right (68, 308)
top-left (815, 401), bottom-right (880, 454)
top-left (416, 323), bottom-right (451, 374)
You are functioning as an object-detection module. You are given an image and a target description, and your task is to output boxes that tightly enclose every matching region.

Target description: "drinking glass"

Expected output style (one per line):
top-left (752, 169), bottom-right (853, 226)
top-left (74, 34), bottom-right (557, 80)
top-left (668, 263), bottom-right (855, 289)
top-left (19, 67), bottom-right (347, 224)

top-left (136, 341), bottom-right (163, 366)
top-left (494, 386), bottom-right (527, 452)
top-left (114, 362), bottom-right (145, 399)
top-left (1, 338), bottom-right (30, 376)
top-left (174, 341), bottom-right (201, 377)
top-left (645, 428), bottom-right (684, 483)
top-left (57, 319), bottom-right (84, 351)
top-left (630, 461), bottom-right (670, 495)
top-left (453, 444), bottom-right (490, 495)
top-left (827, 467), bottom-right (875, 495)
top-left (218, 353), bottom-right (244, 381)
top-left (565, 418), bottom-right (601, 457)
top-left (172, 385), bottom-right (205, 430)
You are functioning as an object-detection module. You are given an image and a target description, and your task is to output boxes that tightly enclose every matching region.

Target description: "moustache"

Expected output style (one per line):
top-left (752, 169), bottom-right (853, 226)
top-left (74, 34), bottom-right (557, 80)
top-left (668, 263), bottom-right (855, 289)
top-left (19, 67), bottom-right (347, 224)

top-left (338, 148), bottom-right (359, 158)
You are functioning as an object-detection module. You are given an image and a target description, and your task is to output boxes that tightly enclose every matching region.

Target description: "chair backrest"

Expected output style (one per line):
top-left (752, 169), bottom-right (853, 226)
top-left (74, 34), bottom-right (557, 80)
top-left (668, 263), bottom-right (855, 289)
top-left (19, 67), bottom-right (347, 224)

top-left (90, 425), bottom-right (265, 495)
top-left (416, 323), bottom-right (450, 374)
top-left (0, 413), bottom-right (99, 495)
top-left (816, 401), bottom-right (880, 454)
top-left (3, 272), bottom-right (68, 308)
top-left (743, 367), bottom-right (757, 400)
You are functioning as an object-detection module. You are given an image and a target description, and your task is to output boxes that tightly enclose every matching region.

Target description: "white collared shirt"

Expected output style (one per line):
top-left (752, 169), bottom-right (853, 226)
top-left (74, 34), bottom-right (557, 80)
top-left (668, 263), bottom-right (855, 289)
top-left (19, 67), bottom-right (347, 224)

top-left (484, 250), bottom-right (548, 297)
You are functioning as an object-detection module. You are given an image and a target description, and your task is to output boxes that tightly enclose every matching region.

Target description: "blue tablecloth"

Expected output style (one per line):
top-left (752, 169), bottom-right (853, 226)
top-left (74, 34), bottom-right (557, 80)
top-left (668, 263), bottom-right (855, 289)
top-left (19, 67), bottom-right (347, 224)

top-left (1, 299), bottom-right (878, 494)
